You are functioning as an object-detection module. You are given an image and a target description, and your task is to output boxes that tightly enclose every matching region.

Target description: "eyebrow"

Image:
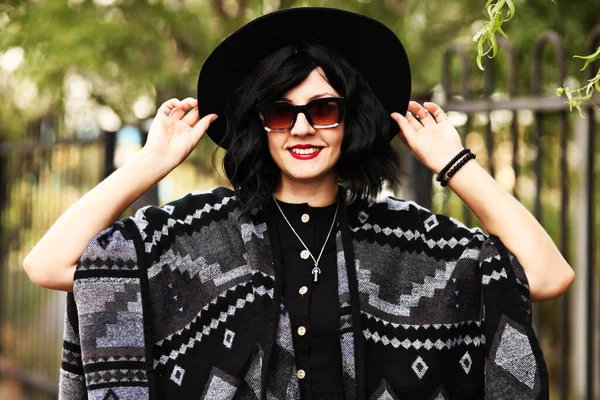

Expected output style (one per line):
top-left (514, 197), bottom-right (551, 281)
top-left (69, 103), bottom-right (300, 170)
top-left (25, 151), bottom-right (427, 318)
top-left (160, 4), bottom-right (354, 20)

top-left (280, 92), bottom-right (338, 103)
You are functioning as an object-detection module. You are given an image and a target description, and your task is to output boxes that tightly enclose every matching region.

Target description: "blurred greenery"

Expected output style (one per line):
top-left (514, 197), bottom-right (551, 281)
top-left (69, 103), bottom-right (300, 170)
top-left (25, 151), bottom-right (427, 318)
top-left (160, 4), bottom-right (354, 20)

top-left (0, 0), bottom-right (598, 178)
top-left (1, 0), bottom-right (599, 123)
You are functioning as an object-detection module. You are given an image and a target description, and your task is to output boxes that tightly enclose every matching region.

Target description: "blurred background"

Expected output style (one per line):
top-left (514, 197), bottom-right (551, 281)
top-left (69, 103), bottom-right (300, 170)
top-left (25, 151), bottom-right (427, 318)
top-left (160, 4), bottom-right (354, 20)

top-left (0, 0), bottom-right (599, 398)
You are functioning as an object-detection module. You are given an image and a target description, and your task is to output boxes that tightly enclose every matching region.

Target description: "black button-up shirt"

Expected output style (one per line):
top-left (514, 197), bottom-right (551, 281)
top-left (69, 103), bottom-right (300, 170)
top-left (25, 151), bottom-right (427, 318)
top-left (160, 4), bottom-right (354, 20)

top-left (271, 199), bottom-right (344, 399)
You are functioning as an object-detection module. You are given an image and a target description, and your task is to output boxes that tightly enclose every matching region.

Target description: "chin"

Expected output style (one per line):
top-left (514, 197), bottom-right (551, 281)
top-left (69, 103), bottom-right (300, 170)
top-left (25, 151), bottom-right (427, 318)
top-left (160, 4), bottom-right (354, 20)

top-left (283, 168), bottom-right (336, 183)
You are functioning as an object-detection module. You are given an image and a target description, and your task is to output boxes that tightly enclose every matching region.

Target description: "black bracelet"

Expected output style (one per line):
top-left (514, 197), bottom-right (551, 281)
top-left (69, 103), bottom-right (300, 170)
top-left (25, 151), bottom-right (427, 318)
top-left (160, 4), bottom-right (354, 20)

top-left (440, 151), bottom-right (476, 187)
top-left (435, 148), bottom-right (470, 182)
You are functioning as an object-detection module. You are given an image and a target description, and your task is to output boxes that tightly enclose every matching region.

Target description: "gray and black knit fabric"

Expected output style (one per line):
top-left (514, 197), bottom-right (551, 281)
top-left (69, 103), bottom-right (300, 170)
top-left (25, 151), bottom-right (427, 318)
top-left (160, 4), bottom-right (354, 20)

top-left (59, 187), bottom-right (548, 400)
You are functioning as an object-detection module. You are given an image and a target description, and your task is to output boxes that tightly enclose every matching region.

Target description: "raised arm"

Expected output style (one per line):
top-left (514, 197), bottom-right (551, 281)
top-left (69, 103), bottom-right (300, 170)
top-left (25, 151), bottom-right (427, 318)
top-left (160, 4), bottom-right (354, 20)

top-left (23, 97), bottom-right (217, 292)
top-left (392, 101), bottom-right (574, 302)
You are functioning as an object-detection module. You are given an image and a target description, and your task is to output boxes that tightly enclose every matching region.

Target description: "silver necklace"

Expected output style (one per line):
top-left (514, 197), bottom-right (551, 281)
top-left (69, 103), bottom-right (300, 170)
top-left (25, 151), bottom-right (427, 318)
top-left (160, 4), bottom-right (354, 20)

top-left (273, 196), bottom-right (339, 283)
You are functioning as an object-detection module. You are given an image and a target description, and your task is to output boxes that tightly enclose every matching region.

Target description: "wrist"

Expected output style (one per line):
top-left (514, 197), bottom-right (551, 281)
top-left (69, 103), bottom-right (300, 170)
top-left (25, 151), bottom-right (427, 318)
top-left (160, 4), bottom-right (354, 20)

top-left (446, 157), bottom-right (480, 189)
top-left (434, 147), bottom-right (468, 177)
top-left (132, 148), bottom-right (173, 177)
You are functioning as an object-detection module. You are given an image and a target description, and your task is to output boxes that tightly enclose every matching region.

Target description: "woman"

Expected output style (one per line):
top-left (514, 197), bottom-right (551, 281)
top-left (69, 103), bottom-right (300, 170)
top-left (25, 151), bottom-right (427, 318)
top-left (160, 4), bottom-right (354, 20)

top-left (24, 7), bottom-right (572, 400)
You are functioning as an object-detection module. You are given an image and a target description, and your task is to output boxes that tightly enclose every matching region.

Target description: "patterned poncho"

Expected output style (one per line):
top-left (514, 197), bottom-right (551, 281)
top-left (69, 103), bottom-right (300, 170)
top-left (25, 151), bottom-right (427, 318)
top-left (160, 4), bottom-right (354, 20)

top-left (59, 187), bottom-right (548, 399)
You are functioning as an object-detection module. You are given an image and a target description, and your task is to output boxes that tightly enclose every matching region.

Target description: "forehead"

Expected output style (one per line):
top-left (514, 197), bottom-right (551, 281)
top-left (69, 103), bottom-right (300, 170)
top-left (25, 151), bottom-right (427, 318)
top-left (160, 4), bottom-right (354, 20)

top-left (281, 67), bottom-right (340, 102)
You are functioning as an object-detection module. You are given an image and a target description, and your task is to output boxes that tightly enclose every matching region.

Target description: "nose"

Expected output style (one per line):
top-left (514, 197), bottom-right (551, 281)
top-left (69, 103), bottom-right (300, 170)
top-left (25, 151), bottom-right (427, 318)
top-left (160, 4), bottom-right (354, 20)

top-left (290, 112), bottom-right (316, 136)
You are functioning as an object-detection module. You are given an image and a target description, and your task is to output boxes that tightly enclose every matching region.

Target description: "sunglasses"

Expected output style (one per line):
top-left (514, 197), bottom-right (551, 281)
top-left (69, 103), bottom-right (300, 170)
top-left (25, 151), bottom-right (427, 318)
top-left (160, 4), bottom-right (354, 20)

top-left (257, 97), bottom-right (345, 132)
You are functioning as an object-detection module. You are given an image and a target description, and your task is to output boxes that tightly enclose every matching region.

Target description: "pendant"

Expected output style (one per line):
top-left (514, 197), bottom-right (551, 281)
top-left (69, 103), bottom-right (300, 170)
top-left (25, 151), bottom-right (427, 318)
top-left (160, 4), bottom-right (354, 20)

top-left (312, 266), bottom-right (322, 283)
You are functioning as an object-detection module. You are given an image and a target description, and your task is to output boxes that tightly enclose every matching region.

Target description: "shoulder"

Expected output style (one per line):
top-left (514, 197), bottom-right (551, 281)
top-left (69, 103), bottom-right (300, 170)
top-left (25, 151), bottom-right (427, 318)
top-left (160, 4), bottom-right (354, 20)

top-left (346, 191), bottom-right (432, 224)
top-left (346, 191), bottom-right (487, 251)
top-left (124, 187), bottom-right (241, 254)
top-left (129, 186), bottom-right (239, 230)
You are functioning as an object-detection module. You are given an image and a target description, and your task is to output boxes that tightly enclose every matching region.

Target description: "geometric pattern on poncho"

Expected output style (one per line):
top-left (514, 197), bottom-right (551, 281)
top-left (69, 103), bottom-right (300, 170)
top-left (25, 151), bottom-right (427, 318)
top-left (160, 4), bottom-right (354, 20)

top-left (59, 187), bottom-right (549, 400)
top-left (199, 367), bottom-right (239, 399)
top-left (370, 379), bottom-right (400, 399)
top-left (484, 314), bottom-right (543, 397)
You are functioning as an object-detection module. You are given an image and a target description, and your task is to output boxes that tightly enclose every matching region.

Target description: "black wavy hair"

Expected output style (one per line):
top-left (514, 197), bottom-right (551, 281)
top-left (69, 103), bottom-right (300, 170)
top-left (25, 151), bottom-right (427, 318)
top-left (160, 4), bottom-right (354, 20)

top-left (221, 42), bottom-right (401, 214)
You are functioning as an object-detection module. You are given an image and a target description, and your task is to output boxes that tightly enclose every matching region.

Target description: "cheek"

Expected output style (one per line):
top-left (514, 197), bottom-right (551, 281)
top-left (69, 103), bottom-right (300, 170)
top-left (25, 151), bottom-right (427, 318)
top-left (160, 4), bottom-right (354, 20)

top-left (267, 136), bottom-right (283, 160)
top-left (330, 128), bottom-right (344, 156)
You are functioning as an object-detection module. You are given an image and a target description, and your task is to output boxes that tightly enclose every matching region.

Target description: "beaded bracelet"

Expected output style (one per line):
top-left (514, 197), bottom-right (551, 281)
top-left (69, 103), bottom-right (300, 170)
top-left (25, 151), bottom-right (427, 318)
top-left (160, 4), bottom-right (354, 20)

top-left (440, 151), bottom-right (476, 187)
top-left (435, 148), bottom-right (471, 182)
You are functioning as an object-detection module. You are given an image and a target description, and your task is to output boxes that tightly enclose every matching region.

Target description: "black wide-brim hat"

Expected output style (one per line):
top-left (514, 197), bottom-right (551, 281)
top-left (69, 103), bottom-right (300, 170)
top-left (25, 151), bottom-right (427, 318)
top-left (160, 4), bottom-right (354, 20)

top-left (197, 7), bottom-right (411, 149)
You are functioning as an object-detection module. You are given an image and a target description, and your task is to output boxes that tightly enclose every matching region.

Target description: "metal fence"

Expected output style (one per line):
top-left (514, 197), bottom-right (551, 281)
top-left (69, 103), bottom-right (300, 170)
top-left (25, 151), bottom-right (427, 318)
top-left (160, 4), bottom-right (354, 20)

top-left (402, 28), bottom-right (599, 400)
top-left (0, 116), bottom-right (112, 399)
top-left (0, 28), bottom-right (599, 399)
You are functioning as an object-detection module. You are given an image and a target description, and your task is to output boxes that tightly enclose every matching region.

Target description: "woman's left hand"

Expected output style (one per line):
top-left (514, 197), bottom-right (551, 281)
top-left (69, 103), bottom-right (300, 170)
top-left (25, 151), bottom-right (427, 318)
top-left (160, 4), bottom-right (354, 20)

top-left (392, 101), bottom-right (465, 175)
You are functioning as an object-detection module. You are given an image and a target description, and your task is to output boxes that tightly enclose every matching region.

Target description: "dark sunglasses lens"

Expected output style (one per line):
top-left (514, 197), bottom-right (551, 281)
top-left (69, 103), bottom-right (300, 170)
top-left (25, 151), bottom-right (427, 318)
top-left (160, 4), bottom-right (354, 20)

top-left (307, 99), bottom-right (341, 126)
top-left (263, 102), bottom-right (294, 130)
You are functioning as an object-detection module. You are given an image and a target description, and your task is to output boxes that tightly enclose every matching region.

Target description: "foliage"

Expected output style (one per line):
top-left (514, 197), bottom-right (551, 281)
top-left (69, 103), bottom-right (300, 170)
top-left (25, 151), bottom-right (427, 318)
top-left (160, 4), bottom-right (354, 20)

top-left (472, 0), bottom-right (515, 71)
top-left (472, 0), bottom-right (599, 114)
top-left (556, 47), bottom-right (600, 116)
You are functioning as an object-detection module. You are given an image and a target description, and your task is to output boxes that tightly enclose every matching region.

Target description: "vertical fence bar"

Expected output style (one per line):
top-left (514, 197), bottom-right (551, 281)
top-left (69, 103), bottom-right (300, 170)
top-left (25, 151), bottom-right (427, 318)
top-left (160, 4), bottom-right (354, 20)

top-left (440, 44), bottom-right (471, 220)
top-left (484, 37), bottom-right (518, 197)
top-left (30, 119), bottom-right (43, 387)
top-left (584, 26), bottom-right (600, 400)
top-left (531, 32), bottom-right (565, 341)
top-left (0, 147), bottom-right (6, 364)
top-left (553, 37), bottom-right (570, 400)
top-left (483, 56), bottom-right (495, 180)
top-left (103, 130), bottom-right (116, 180)
top-left (497, 37), bottom-right (520, 201)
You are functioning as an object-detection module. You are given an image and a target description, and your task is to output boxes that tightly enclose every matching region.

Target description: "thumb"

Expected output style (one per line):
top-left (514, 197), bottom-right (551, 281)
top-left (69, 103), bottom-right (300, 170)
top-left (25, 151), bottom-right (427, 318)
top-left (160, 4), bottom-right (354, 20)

top-left (391, 112), bottom-right (414, 148)
top-left (190, 113), bottom-right (218, 143)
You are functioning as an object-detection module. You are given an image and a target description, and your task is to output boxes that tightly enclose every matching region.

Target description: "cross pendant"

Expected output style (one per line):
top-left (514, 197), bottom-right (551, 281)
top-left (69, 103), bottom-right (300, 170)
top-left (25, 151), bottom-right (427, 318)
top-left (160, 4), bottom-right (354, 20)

top-left (312, 266), bottom-right (322, 283)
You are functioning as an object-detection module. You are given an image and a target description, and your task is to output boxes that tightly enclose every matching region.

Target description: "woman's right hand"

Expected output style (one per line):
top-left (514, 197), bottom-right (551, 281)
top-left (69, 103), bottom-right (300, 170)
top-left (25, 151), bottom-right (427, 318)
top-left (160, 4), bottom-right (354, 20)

top-left (23, 98), bottom-right (218, 291)
top-left (143, 97), bottom-right (218, 172)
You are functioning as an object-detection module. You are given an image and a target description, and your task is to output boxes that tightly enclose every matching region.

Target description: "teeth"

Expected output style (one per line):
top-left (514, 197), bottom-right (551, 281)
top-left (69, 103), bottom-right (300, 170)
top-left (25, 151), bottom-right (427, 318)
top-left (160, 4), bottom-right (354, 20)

top-left (290, 147), bottom-right (320, 155)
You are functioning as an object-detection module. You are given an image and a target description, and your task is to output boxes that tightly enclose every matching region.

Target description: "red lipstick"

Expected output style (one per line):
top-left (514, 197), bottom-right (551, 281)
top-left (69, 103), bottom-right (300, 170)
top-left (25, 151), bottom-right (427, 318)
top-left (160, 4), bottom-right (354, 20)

top-left (288, 144), bottom-right (323, 160)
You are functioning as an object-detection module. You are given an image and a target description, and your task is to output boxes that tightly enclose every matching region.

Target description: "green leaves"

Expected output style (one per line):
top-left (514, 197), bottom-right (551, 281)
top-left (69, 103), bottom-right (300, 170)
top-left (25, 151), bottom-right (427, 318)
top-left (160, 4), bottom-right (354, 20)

top-left (473, 0), bottom-right (597, 116)
top-left (576, 46), bottom-right (600, 71)
top-left (473, 0), bottom-right (515, 70)
top-left (556, 46), bottom-right (600, 117)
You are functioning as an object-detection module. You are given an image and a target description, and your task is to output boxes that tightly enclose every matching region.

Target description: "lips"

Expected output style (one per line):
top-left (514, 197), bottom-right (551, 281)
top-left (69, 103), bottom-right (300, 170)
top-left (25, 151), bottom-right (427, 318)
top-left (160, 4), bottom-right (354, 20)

top-left (288, 145), bottom-right (323, 160)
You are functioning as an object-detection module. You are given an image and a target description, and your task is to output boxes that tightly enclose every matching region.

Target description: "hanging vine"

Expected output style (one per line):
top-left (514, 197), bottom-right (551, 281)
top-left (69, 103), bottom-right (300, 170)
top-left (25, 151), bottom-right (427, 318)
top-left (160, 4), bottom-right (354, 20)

top-left (472, 0), bottom-right (598, 115)
top-left (472, 0), bottom-right (515, 71)
top-left (556, 47), bottom-right (600, 116)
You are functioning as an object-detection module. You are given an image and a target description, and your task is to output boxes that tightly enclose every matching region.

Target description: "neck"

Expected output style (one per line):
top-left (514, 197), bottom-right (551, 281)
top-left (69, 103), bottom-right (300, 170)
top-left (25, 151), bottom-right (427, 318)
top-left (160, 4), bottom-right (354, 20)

top-left (273, 175), bottom-right (339, 207)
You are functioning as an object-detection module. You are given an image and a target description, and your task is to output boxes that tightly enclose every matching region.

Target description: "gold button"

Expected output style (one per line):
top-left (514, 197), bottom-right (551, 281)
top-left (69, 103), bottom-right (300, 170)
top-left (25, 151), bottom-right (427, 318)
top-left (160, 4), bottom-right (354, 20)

top-left (300, 250), bottom-right (310, 260)
top-left (297, 326), bottom-right (306, 336)
top-left (301, 213), bottom-right (310, 223)
top-left (299, 286), bottom-right (308, 295)
top-left (297, 369), bottom-right (306, 379)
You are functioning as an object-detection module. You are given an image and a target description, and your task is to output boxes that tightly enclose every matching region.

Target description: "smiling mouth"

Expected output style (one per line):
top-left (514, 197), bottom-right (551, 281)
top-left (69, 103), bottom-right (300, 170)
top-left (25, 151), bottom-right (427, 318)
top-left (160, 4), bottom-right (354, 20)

top-left (288, 147), bottom-right (323, 160)
top-left (289, 147), bottom-right (322, 155)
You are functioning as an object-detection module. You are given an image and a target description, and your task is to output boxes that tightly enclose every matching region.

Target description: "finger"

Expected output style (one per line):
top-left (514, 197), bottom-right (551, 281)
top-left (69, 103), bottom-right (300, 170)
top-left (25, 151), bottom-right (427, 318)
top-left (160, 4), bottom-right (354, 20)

top-left (178, 97), bottom-right (198, 110)
top-left (408, 101), bottom-right (435, 127)
top-left (168, 107), bottom-right (186, 120)
top-left (157, 97), bottom-right (198, 119)
top-left (405, 111), bottom-right (423, 131)
top-left (168, 98), bottom-right (198, 120)
top-left (182, 107), bottom-right (200, 126)
top-left (423, 102), bottom-right (449, 123)
top-left (157, 98), bottom-right (182, 117)
top-left (189, 113), bottom-right (218, 144)
top-left (390, 114), bottom-right (408, 146)
top-left (395, 123), bottom-right (409, 148)
top-left (391, 113), bottom-right (416, 147)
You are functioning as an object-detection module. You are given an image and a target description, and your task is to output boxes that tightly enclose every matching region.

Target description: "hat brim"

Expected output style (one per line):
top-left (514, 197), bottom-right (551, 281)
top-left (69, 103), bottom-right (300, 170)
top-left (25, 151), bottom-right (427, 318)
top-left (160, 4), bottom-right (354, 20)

top-left (197, 7), bottom-right (411, 148)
